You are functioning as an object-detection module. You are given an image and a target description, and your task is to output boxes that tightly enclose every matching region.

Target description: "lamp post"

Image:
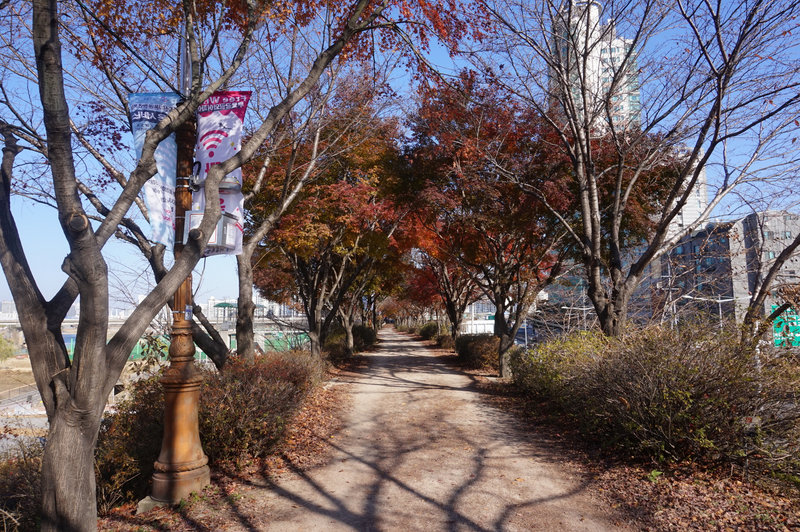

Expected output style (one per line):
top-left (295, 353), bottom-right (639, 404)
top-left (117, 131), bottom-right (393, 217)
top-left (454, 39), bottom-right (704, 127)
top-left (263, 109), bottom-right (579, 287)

top-left (149, 113), bottom-right (211, 504)
top-left (146, 36), bottom-right (210, 506)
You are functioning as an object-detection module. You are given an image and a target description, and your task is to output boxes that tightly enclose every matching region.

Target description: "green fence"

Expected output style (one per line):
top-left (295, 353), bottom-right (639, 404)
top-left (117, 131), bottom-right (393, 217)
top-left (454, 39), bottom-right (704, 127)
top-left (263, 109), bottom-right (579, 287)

top-left (61, 331), bottom-right (308, 362)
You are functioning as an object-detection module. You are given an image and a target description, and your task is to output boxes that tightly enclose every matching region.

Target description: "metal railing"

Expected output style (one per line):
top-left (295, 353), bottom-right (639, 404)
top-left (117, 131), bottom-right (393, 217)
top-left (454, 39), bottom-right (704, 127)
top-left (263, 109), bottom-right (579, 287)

top-left (0, 383), bottom-right (38, 404)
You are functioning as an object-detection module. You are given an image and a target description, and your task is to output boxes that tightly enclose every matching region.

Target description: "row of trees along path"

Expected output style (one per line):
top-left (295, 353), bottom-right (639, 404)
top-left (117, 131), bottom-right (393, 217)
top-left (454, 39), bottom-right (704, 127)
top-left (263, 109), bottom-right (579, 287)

top-left (246, 328), bottom-right (629, 531)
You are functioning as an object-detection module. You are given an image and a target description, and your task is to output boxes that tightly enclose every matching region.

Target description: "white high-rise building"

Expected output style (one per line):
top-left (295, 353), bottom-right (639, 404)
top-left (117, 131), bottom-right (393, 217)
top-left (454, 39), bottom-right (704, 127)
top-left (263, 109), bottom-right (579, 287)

top-left (551, 1), bottom-right (706, 234)
top-left (550, 1), bottom-right (640, 130)
top-left (667, 151), bottom-right (709, 239)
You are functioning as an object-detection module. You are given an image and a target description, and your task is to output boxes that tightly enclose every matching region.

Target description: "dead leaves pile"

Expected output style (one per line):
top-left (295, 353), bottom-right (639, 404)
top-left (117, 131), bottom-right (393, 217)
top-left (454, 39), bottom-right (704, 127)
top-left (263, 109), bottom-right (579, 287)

top-left (596, 464), bottom-right (800, 531)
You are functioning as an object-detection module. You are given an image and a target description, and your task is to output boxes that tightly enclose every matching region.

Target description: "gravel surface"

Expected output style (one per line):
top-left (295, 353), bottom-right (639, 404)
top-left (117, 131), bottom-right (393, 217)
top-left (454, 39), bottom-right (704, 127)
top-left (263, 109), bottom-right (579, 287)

top-left (246, 328), bottom-right (630, 531)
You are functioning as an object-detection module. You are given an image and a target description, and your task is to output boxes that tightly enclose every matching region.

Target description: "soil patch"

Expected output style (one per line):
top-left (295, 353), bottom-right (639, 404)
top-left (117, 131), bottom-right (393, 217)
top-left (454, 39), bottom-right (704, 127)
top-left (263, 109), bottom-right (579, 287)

top-left (0, 368), bottom-right (35, 394)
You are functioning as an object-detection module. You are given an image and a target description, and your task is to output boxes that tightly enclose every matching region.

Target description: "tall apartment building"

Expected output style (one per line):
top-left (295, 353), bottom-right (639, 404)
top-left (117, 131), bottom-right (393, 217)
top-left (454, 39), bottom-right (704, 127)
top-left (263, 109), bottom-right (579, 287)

top-left (550, 0), bottom-right (640, 130)
top-left (549, 2), bottom-right (709, 322)
top-left (550, 1), bottom-right (706, 230)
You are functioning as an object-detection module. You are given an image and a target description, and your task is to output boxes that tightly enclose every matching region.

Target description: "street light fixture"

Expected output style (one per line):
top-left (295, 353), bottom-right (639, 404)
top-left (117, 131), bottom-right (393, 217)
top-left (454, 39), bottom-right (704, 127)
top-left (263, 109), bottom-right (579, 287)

top-left (145, 35), bottom-right (210, 508)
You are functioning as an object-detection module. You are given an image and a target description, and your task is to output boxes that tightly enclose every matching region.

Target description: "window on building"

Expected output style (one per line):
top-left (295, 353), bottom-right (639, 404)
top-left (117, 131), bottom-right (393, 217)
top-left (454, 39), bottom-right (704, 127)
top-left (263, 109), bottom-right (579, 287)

top-left (768, 251), bottom-right (776, 259)
top-left (785, 231), bottom-right (792, 239)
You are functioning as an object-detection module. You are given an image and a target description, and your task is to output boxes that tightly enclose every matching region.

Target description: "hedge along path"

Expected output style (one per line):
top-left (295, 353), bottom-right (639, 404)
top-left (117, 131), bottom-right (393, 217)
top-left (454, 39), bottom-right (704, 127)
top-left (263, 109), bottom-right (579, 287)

top-left (252, 328), bottom-right (631, 531)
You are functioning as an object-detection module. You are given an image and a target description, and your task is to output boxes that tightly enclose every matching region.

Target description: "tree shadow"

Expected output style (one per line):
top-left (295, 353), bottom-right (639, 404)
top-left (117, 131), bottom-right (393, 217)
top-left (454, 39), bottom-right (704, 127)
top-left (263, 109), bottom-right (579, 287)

top-left (100, 328), bottom-right (616, 531)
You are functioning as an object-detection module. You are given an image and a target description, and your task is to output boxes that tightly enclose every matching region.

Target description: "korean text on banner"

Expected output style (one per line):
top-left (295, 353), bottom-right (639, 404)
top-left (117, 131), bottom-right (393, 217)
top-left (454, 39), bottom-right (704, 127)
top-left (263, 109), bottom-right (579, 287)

top-left (129, 93), bottom-right (181, 247)
top-left (192, 91), bottom-right (251, 256)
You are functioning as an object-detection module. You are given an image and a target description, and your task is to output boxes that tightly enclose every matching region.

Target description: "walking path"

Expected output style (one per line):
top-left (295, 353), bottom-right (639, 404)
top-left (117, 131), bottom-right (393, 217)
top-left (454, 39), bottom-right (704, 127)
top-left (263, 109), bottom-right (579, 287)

top-left (250, 328), bottom-right (629, 531)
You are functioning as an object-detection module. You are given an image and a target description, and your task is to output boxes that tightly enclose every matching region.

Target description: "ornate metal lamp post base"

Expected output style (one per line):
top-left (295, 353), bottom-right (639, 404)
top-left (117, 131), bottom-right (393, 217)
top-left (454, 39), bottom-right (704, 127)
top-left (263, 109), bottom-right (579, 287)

top-left (145, 112), bottom-right (211, 507)
top-left (150, 313), bottom-right (210, 503)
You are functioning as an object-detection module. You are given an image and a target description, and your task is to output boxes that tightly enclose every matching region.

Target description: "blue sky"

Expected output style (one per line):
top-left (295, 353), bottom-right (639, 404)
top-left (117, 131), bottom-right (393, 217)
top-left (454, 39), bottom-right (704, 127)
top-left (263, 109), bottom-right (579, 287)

top-left (2, 3), bottom-right (797, 309)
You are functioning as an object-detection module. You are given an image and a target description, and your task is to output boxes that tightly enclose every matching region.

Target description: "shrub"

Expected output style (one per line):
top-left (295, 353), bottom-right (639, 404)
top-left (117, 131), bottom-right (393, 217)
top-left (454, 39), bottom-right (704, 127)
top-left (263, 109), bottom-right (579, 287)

top-left (199, 351), bottom-right (322, 466)
top-left (352, 324), bottom-right (377, 351)
top-left (95, 374), bottom-right (163, 514)
top-left (436, 334), bottom-right (455, 351)
top-left (509, 331), bottom-right (606, 401)
top-left (418, 322), bottom-right (440, 340)
top-left (323, 329), bottom-right (349, 363)
top-left (0, 439), bottom-right (42, 531)
top-left (455, 334), bottom-right (499, 370)
top-left (95, 350), bottom-right (323, 510)
top-left (510, 325), bottom-right (800, 469)
top-left (324, 324), bottom-right (378, 362)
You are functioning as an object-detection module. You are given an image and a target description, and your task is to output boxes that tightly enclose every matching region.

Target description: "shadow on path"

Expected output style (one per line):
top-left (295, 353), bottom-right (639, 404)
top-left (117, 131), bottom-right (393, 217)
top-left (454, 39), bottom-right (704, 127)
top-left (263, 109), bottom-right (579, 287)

top-left (235, 328), bottom-right (622, 531)
top-left (105, 328), bottom-right (625, 531)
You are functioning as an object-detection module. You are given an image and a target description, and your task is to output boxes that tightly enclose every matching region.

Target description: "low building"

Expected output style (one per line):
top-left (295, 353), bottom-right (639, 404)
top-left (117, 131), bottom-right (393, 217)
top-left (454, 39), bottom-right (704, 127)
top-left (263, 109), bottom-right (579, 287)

top-left (661, 211), bottom-right (800, 323)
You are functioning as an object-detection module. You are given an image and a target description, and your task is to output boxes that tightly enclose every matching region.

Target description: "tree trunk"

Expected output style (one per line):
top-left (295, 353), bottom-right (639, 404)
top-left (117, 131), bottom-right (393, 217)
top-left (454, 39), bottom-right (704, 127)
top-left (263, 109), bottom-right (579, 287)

top-left (444, 302), bottom-right (463, 342)
top-left (343, 315), bottom-right (355, 356)
top-left (450, 318), bottom-right (460, 342)
top-left (497, 332), bottom-right (515, 379)
top-left (493, 301), bottom-right (509, 377)
top-left (600, 309), bottom-right (625, 336)
top-left (40, 404), bottom-right (101, 532)
top-left (593, 284), bottom-right (629, 337)
top-left (236, 252), bottom-right (256, 362)
top-left (190, 308), bottom-right (229, 369)
top-left (308, 329), bottom-right (322, 358)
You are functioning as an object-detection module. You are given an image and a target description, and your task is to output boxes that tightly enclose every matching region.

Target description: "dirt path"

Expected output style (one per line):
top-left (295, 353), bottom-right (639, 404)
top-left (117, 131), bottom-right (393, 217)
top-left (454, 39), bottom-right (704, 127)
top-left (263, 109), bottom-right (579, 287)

top-left (246, 328), bottom-right (630, 531)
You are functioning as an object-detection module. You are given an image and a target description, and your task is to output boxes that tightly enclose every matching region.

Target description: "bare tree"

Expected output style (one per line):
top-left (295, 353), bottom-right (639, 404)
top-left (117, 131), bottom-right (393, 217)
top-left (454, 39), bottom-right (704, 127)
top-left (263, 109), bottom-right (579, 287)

top-left (472, 0), bottom-right (800, 335)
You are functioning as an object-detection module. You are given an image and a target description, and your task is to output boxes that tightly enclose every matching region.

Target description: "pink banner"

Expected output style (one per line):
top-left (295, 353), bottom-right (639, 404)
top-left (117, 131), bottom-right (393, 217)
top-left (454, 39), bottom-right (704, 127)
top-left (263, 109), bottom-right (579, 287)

top-left (192, 91), bottom-right (251, 256)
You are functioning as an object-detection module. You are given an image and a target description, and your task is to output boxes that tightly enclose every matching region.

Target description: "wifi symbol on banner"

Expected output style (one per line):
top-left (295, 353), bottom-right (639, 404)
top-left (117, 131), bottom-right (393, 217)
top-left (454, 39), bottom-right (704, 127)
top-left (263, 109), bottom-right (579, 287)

top-left (199, 129), bottom-right (229, 158)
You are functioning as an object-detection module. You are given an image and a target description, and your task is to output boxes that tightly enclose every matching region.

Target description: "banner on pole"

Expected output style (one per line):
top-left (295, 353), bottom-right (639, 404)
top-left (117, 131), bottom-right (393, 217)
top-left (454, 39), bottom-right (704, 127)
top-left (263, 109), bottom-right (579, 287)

top-left (129, 93), bottom-right (181, 247)
top-left (192, 91), bottom-right (251, 256)
top-left (194, 91), bottom-right (251, 189)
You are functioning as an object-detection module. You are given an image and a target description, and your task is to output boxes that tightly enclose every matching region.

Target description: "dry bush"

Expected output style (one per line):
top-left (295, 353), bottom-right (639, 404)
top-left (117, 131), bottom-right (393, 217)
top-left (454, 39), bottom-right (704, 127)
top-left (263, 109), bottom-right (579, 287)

top-left (418, 322), bottom-right (440, 340)
top-left (511, 325), bottom-right (800, 470)
top-left (95, 374), bottom-right (163, 514)
top-left (324, 324), bottom-right (378, 363)
top-left (436, 334), bottom-right (455, 351)
top-left (455, 334), bottom-right (499, 370)
top-left (95, 350), bottom-right (323, 512)
top-left (0, 439), bottom-right (42, 531)
top-left (352, 324), bottom-right (377, 351)
top-left (199, 350), bottom-right (322, 467)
